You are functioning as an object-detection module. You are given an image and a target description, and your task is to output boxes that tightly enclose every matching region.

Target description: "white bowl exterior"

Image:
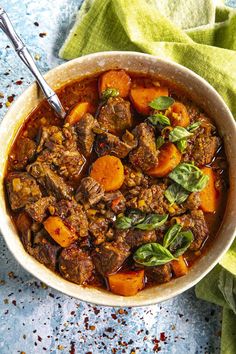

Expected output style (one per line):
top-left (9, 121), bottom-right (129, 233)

top-left (0, 52), bottom-right (236, 307)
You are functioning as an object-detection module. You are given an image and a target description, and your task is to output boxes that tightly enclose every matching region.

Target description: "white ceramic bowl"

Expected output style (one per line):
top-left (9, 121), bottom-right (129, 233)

top-left (0, 52), bottom-right (235, 307)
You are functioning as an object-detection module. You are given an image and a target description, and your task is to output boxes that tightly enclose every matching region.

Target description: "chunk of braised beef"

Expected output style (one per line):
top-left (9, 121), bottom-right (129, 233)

top-left (6, 172), bottom-right (42, 210)
top-left (95, 129), bottom-right (137, 158)
top-left (89, 217), bottom-right (109, 245)
top-left (37, 144), bottom-right (85, 183)
top-left (184, 192), bottom-right (200, 210)
top-left (125, 184), bottom-right (168, 214)
top-left (53, 199), bottom-right (88, 237)
top-left (98, 97), bottom-right (132, 134)
top-left (37, 126), bottom-right (63, 153)
top-left (103, 191), bottom-right (126, 213)
top-left (16, 212), bottom-right (33, 251)
top-left (184, 134), bottom-right (221, 166)
top-left (36, 125), bottom-right (85, 182)
top-left (25, 196), bottom-right (56, 222)
top-left (92, 241), bottom-right (130, 276)
top-left (145, 264), bottom-right (172, 284)
top-left (122, 165), bottom-right (149, 188)
top-left (115, 229), bottom-right (156, 248)
top-left (191, 136), bottom-right (221, 165)
top-left (59, 243), bottom-right (94, 284)
top-left (27, 162), bottom-right (73, 200)
top-left (177, 209), bottom-right (209, 251)
top-left (75, 177), bottom-right (104, 206)
top-left (76, 113), bottom-right (97, 156)
top-left (31, 229), bottom-right (61, 271)
top-left (9, 137), bottom-right (36, 170)
top-left (129, 123), bottom-right (158, 171)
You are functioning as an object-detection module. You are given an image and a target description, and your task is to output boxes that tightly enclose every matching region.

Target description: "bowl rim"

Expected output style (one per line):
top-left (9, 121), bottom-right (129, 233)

top-left (0, 50), bottom-right (236, 307)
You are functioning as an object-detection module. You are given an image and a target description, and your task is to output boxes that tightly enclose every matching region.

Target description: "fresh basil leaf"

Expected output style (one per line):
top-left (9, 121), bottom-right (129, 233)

top-left (176, 138), bottom-right (187, 152)
top-left (126, 209), bottom-right (146, 225)
top-left (135, 214), bottom-right (168, 230)
top-left (169, 126), bottom-right (192, 142)
top-left (156, 136), bottom-right (165, 149)
top-left (169, 230), bottom-right (194, 257)
top-left (163, 223), bottom-right (182, 248)
top-left (149, 96), bottom-right (174, 110)
top-left (164, 183), bottom-right (190, 205)
top-left (133, 242), bottom-right (176, 266)
top-left (101, 88), bottom-right (119, 101)
top-left (148, 114), bottom-right (170, 126)
top-left (115, 216), bottom-right (133, 229)
top-left (218, 268), bottom-right (236, 314)
top-left (187, 121), bottom-right (201, 132)
top-left (169, 163), bottom-right (209, 192)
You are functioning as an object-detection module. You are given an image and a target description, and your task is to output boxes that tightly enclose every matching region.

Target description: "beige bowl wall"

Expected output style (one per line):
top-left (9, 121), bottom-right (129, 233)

top-left (0, 52), bottom-right (236, 307)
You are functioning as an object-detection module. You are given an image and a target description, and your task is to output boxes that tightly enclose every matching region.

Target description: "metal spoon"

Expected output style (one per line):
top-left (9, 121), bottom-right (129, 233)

top-left (0, 7), bottom-right (66, 119)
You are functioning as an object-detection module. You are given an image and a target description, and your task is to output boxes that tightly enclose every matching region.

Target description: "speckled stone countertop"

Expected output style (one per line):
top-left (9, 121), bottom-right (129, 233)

top-left (0, 1), bottom-right (235, 353)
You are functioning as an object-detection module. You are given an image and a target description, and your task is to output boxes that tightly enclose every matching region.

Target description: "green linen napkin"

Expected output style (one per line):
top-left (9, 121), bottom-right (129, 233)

top-left (59, 1), bottom-right (236, 352)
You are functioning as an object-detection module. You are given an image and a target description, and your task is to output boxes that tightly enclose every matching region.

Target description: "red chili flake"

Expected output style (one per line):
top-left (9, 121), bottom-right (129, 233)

top-left (12, 300), bottom-right (17, 306)
top-left (39, 32), bottom-right (47, 38)
top-left (38, 335), bottom-right (42, 342)
top-left (70, 311), bottom-right (75, 315)
top-left (54, 228), bottom-right (60, 235)
top-left (34, 22), bottom-right (39, 26)
top-left (111, 314), bottom-right (117, 320)
top-left (7, 95), bottom-right (14, 103)
top-left (152, 338), bottom-right (160, 352)
top-left (93, 307), bottom-right (100, 315)
top-left (69, 341), bottom-right (75, 354)
top-left (160, 332), bottom-right (167, 341)
top-left (15, 80), bottom-right (23, 86)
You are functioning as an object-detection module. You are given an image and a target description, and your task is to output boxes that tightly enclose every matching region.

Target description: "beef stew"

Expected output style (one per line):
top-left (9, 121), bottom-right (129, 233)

top-left (5, 70), bottom-right (228, 296)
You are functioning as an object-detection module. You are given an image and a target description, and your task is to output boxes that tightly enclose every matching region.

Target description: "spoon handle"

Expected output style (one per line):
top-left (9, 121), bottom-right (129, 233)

top-left (0, 7), bottom-right (66, 119)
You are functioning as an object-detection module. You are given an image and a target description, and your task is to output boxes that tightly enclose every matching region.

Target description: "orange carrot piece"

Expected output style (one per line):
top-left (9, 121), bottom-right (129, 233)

top-left (99, 70), bottom-right (131, 98)
top-left (90, 155), bottom-right (124, 192)
top-left (43, 216), bottom-right (78, 247)
top-left (171, 256), bottom-right (188, 277)
top-left (130, 87), bottom-right (169, 115)
top-left (147, 142), bottom-right (181, 177)
top-left (65, 102), bottom-right (95, 125)
top-left (200, 167), bottom-right (218, 213)
top-left (108, 270), bottom-right (144, 296)
top-left (168, 102), bottom-right (190, 127)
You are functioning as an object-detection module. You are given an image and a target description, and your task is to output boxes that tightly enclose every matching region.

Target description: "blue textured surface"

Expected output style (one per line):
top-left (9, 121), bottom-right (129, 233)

top-left (0, 1), bottom-right (235, 353)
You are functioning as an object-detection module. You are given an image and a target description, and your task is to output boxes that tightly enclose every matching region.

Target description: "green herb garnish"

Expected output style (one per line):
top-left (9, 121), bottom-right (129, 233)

top-left (149, 96), bottom-right (174, 110)
top-left (156, 136), bottom-right (165, 149)
top-left (101, 88), bottom-right (119, 101)
top-left (148, 113), bottom-right (170, 126)
top-left (164, 183), bottom-right (190, 205)
top-left (135, 213), bottom-right (168, 231)
top-left (169, 126), bottom-right (193, 142)
top-left (115, 211), bottom-right (168, 231)
top-left (133, 243), bottom-right (176, 266)
top-left (169, 163), bottom-right (209, 192)
top-left (176, 138), bottom-right (187, 152)
top-left (169, 230), bottom-right (194, 257)
top-left (187, 121), bottom-right (201, 132)
top-left (163, 223), bottom-right (182, 248)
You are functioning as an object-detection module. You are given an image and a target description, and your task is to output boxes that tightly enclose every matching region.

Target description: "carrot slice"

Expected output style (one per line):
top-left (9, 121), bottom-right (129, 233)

top-left (90, 155), bottom-right (124, 192)
top-left (108, 270), bottom-right (144, 296)
top-left (199, 167), bottom-right (218, 213)
top-left (130, 87), bottom-right (169, 115)
top-left (171, 256), bottom-right (188, 277)
top-left (168, 102), bottom-right (190, 127)
top-left (65, 102), bottom-right (95, 125)
top-left (147, 142), bottom-right (181, 177)
top-left (99, 70), bottom-right (131, 98)
top-left (44, 216), bottom-right (78, 247)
